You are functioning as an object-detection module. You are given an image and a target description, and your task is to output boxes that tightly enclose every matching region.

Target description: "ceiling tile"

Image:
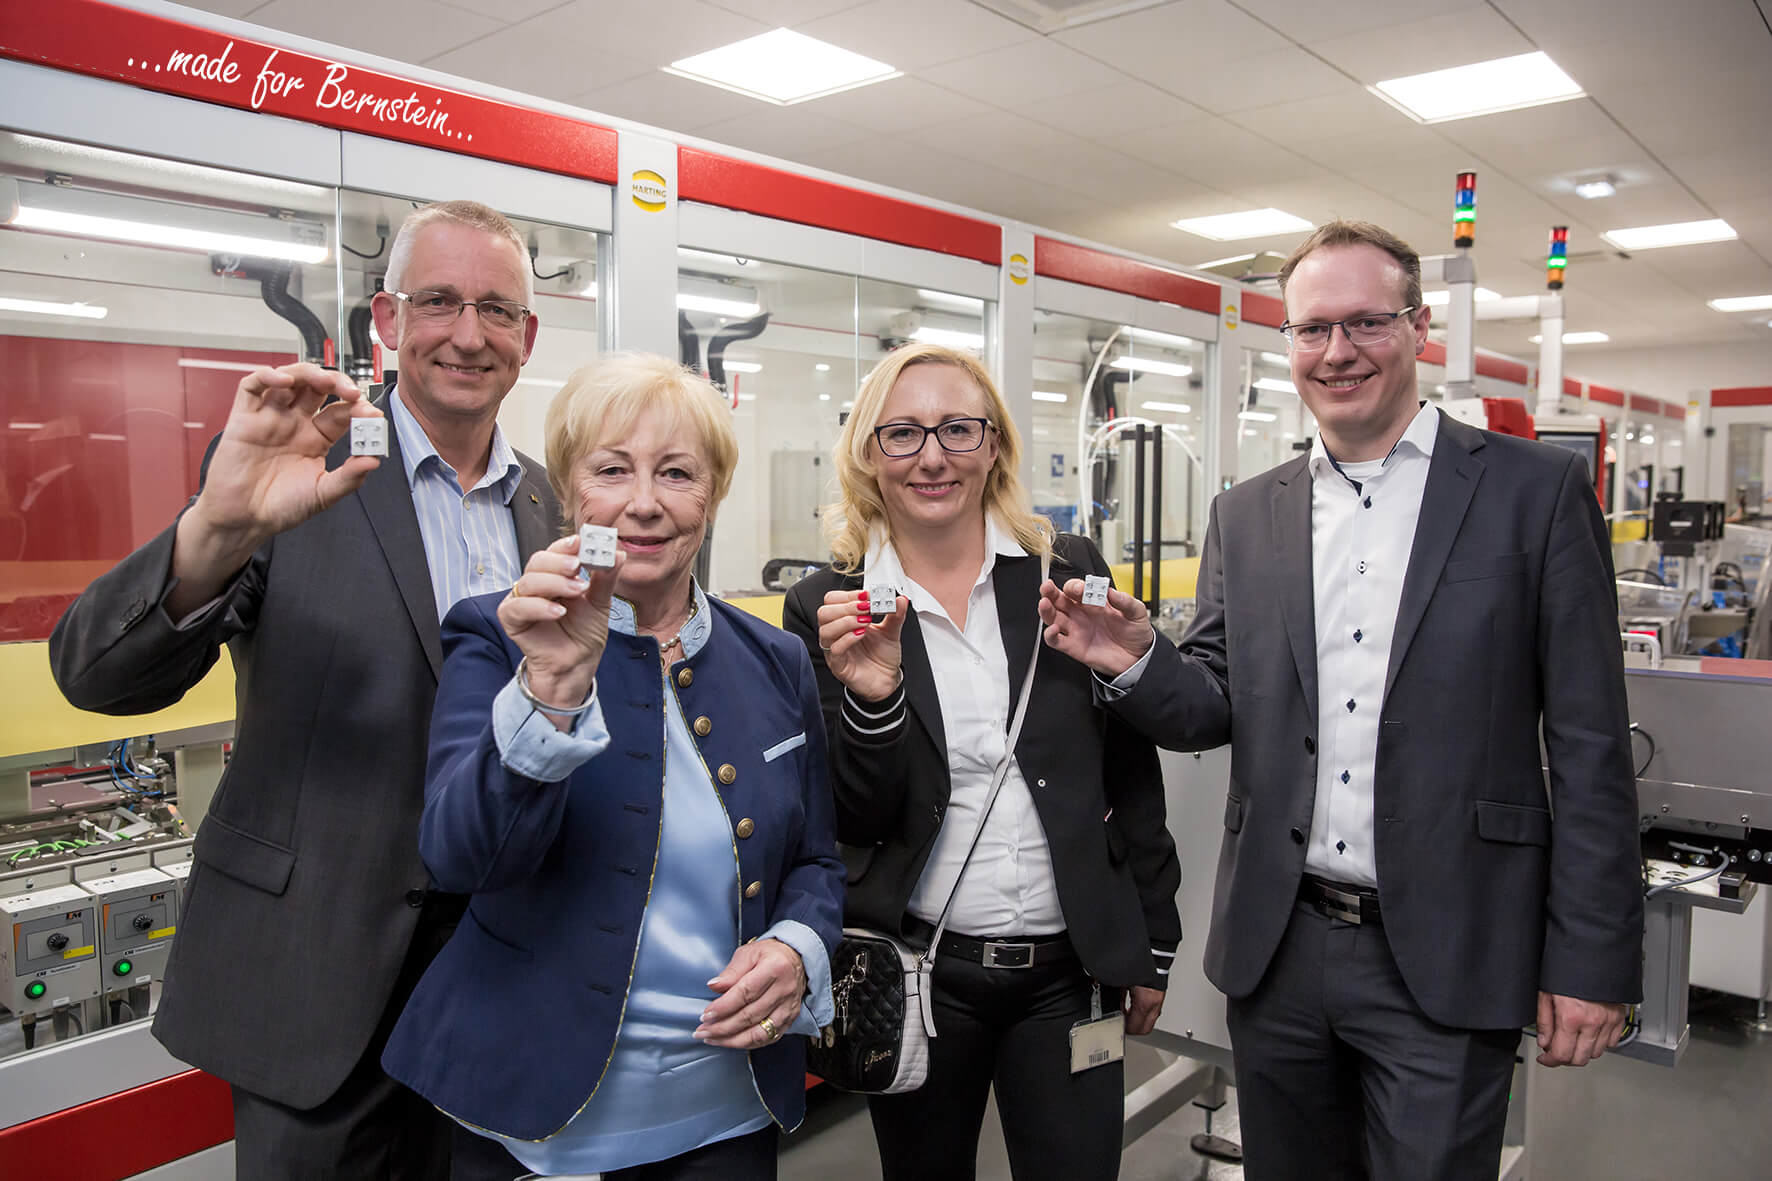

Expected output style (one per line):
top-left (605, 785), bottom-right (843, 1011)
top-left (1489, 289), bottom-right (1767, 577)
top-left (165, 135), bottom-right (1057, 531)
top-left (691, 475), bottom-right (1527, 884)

top-left (918, 38), bottom-right (1128, 108)
top-left (1012, 82), bottom-right (1211, 138)
top-left (692, 106), bottom-right (869, 160)
top-left (426, 25), bottom-right (653, 101)
top-left (794, 76), bottom-right (994, 133)
top-left (797, 0), bottom-right (1037, 70)
top-left (1234, 0), bottom-right (1469, 39)
top-left (436, 0), bottom-right (562, 21)
top-left (1306, 8), bottom-right (1535, 84)
top-left (180, 0), bottom-right (282, 17)
top-left (529, 0), bottom-right (769, 65)
top-left (1110, 116), bottom-right (1317, 192)
top-left (1055, 0), bottom-right (1290, 71)
top-left (712, 0), bottom-right (872, 24)
top-left (243, 0), bottom-right (502, 64)
top-left (1227, 87), bottom-right (1411, 143)
top-left (570, 70), bottom-right (756, 133)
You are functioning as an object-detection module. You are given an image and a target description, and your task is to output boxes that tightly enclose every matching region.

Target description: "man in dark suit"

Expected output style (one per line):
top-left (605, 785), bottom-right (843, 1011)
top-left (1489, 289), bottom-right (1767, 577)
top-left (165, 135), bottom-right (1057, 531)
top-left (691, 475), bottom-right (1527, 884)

top-left (50, 201), bottom-right (558, 1179)
top-left (1039, 219), bottom-right (1643, 1180)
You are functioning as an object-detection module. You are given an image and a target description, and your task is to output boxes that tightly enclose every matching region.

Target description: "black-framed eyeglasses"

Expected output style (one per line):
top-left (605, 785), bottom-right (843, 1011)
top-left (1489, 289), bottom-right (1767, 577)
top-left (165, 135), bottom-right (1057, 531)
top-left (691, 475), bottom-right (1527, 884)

top-left (1280, 307), bottom-right (1418, 352)
top-left (873, 417), bottom-right (993, 458)
top-left (393, 289), bottom-right (531, 334)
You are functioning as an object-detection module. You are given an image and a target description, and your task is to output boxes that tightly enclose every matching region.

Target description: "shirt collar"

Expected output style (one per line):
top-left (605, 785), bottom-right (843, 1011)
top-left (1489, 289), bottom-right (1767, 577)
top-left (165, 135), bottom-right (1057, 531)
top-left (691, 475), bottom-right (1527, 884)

top-left (608, 580), bottom-right (713, 660)
top-left (863, 513), bottom-right (1026, 608)
top-left (386, 385), bottom-right (523, 505)
top-left (1308, 401), bottom-right (1439, 483)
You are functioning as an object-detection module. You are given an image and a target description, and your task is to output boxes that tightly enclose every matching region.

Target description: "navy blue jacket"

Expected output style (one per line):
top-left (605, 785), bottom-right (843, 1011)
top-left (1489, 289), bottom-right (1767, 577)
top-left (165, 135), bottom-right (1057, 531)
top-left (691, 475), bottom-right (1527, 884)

top-left (382, 590), bottom-right (844, 1142)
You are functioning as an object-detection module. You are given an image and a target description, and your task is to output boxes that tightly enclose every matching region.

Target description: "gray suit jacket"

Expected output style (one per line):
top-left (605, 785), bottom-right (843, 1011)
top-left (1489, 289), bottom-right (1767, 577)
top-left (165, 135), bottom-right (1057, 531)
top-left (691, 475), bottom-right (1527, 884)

top-left (1111, 412), bottom-right (1643, 1030)
top-left (49, 411), bottom-right (560, 1108)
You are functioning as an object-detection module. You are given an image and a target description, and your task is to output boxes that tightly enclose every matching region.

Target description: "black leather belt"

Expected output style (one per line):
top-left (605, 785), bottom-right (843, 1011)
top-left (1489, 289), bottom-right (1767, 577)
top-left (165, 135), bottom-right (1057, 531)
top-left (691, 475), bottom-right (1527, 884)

top-left (905, 918), bottom-right (1076, 969)
top-left (1299, 875), bottom-right (1382, 926)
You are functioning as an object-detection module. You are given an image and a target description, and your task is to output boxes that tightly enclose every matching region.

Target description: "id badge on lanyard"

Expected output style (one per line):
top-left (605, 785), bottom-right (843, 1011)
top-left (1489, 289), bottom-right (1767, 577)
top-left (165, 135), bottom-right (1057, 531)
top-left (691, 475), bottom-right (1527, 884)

top-left (1069, 981), bottom-right (1125, 1073)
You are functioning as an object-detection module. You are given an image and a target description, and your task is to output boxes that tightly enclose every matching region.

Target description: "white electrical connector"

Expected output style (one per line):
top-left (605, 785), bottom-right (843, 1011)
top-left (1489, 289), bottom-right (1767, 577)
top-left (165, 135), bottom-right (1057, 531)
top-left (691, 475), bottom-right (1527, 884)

top-left (578, 523), bottom-right (618, 570)
top-left (1081, 575), bottom-right (1110, 607)
top-left (350, 417), bottom-right (388, 457)
top-left (864, 583), bottom-right (899, 615)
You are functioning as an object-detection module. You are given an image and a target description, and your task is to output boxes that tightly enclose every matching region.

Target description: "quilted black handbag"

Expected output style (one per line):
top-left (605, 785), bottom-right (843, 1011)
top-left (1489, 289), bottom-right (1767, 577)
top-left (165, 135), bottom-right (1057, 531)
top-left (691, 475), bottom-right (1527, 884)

top-left (806, 556), bottom-right (1047, 1095)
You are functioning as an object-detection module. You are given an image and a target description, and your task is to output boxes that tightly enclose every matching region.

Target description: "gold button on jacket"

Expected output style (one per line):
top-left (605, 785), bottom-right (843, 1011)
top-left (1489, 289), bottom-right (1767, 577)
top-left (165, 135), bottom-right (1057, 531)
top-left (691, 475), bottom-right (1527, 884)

top-left (693, 716), bottom-right (712, 736)
top-left (744, 881), bottom-right (762, 899)
top-left (676, 667), bottom-right (693, 687)
top-left (735, 817), bottom-right (755, 838)
top-left (717, 763), bottom-right (737, 784)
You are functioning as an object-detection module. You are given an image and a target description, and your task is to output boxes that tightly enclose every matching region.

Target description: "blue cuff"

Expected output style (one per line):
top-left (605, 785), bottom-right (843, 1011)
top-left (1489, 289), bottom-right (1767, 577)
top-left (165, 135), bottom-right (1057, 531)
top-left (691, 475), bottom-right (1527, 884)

top-left (492, 675), bottom-right (609, 782)
top-left (1092, 632), bottom-right (1156, 701)
top-left (760, 919), bottom-right (833, 1036)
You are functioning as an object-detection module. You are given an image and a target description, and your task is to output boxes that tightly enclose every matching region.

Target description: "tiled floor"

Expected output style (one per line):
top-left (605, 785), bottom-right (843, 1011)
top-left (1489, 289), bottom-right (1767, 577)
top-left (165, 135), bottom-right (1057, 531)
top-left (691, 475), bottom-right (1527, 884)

top-left (781, 990), bottom-right (1772, 1180)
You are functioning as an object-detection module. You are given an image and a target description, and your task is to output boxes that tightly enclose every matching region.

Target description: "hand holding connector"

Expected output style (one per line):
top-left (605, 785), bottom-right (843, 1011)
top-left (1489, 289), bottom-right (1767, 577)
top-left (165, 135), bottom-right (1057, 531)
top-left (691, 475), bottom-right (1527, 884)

top-left (1037, 575), bottom-right (1155, 678)
top-left (814, 587), bottom-right (906, 702)
top-left (499, 530), bottom-right (623, 726)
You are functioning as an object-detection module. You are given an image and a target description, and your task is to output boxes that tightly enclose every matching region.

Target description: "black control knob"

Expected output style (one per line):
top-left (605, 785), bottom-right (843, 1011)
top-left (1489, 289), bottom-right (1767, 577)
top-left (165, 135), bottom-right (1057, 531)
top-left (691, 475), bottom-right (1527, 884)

top-left (46, 932), bottom-right (68, 951)
top-left (133, 914), bottom-right (154, 931)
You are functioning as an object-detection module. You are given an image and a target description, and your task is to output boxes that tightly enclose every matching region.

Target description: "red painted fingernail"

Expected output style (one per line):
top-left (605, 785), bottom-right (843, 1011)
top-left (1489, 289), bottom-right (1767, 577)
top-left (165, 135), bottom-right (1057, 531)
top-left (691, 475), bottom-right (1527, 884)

top-left (853, 627), bottom-right (866, 636)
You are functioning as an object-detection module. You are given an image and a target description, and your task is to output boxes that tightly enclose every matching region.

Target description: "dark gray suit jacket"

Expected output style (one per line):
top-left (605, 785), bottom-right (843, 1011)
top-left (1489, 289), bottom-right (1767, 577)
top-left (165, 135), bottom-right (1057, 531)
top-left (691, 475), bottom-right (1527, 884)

top-left (49, 411), bottom-right (559, 1108)
top-left (1111, 412), bottom-right (1643, 1030)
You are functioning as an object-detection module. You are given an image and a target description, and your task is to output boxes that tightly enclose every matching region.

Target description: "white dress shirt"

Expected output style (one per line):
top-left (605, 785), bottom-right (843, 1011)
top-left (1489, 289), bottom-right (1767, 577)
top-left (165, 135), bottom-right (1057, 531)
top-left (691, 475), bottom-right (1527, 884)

top-left (868, 517), bottom-right (1065, 936)
top-left (1304, 402), bottom-right (1439, 886)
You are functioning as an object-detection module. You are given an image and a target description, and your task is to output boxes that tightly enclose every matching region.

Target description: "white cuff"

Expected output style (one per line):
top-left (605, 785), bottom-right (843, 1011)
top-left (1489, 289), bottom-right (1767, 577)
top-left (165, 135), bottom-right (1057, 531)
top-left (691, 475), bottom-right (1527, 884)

top-left (760, 919), bottom-right (834, 1035)
top-left (1092, 632), bottom-right (1156, 701)
top-left (492, 674), bottom-right (609, 782)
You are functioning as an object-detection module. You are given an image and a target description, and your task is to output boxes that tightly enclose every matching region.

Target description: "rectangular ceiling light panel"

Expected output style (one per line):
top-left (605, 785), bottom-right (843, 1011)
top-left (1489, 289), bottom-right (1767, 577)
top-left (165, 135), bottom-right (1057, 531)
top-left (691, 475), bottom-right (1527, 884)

top-left (666, 29), bottom-right (900, 105)
top-left (1707, 294), bottom-right (1772, 313)
top-left (1601, 220), bottom-right (1736, 251)
top-left (1170, 208), bottom-right (1312, 241)
top-left (1371, 52), bottom-right (1583, 123)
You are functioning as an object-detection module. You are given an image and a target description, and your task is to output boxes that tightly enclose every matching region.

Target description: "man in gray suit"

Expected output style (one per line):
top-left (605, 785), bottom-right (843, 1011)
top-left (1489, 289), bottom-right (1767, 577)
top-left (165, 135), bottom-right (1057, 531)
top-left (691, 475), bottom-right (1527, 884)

top-left (51, 201), bottom-right (559, 1179)
top-left (1040, 220), bottom-right (1642, 1180)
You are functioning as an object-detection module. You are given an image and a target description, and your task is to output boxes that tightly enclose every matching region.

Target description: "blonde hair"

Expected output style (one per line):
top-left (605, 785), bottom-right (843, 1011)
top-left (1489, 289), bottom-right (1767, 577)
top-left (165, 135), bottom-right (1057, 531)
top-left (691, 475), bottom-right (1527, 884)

top-left (826, 343), bottom-right (1052, 573)
top-left (543, 352), bottom-right (738, 519)
top-left (385, 200), bottom-right (532, 305)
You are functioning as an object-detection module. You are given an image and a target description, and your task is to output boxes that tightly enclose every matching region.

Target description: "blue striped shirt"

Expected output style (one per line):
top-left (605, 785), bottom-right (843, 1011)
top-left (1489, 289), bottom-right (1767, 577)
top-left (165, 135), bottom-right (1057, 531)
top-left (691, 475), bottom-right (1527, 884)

top-left (387, 388), bottom-right (525, 621)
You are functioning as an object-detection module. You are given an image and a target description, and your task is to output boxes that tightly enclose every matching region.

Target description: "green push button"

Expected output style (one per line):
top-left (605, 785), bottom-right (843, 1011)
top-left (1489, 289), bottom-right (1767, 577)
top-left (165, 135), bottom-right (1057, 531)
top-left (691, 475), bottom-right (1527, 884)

top-left (25, 980), bottom-right (47, 1000)
top-left (113, 959), bottom-right (134, 978)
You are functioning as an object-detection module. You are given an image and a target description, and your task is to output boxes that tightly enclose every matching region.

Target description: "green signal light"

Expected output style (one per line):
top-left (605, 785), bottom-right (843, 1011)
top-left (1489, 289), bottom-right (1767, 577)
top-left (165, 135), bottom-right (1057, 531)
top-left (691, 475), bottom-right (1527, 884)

top-left (113, 959), bottom-right (134, 977)
top-left (25, 980), bottom-right (47, 1000)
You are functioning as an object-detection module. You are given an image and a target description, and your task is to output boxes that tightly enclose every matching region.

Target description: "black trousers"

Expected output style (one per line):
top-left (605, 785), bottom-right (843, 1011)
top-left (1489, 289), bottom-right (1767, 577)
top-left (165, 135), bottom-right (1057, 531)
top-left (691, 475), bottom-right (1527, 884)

top-left (230, 895), bottom-right (526, 1181)
top-left (866, 946), bottom-right (1125, 1181)
top-left (1226, 900), bottom-right (1520, 1181)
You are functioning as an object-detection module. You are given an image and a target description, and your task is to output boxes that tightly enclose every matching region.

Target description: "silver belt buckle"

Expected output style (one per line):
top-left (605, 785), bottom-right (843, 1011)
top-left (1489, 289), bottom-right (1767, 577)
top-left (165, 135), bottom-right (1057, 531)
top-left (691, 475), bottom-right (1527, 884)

top-left (981, 940), bottom-right (1034, 968)
top-left (1320, 886), bottom-right (1364, 924)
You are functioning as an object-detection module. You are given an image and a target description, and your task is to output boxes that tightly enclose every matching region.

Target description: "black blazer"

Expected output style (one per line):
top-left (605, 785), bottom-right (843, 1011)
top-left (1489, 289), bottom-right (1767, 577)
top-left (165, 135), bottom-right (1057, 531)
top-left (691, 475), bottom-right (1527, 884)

top-left (1110, 413), bottom-right (1643, 1029)
top-left (50, 406), bottom-right (560, 1108)
top-left (783, 532), bottom-right (1180, 990)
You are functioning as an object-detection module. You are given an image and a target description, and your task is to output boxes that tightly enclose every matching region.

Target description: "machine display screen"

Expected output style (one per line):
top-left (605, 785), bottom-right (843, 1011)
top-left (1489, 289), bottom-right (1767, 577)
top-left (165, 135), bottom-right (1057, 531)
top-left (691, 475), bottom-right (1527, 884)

top-left (1537, 431), bottom-right (1599, 481)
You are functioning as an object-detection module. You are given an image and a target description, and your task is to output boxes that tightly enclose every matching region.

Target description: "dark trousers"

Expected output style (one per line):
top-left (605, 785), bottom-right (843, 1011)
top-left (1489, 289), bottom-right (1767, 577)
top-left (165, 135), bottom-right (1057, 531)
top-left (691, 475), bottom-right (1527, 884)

top-left (230, 895), bottom-right (526, 1181)
top-left (1226, 900), bottom-right (1520, 1181)
top-left (866, 947), bottom-right (1125, 1181)
top-left (602, 1125), bottom-right (779, 1181)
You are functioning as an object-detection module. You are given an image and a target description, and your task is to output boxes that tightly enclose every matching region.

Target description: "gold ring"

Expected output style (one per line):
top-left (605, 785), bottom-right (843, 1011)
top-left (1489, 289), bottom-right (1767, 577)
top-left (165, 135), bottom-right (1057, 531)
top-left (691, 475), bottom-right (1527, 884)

top-left (509, 580), bottom-right (523, 598)
top-left (758, 1016), bottom-right (780, 1041)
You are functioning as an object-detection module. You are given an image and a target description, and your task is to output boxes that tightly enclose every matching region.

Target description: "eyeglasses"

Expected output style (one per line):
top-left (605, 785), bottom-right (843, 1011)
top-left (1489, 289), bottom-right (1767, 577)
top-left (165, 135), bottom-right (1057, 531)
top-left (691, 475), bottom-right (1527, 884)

top-left (873, 417), bottom-right (993, 458)
top-left (1280, 307), bottom-right (1418, 352)
top-left (393, 289), bottom-right (531, 333)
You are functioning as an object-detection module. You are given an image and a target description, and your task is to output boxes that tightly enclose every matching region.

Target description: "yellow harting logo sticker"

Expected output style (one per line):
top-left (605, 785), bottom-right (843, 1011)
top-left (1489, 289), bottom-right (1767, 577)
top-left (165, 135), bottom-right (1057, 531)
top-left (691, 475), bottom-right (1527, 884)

top-left (1223, 302), bottom-right (1239, 330)
top-left (1008, 252), bottom-right (1030, 285)
top-left (631, 169), bottom-right (668, 212)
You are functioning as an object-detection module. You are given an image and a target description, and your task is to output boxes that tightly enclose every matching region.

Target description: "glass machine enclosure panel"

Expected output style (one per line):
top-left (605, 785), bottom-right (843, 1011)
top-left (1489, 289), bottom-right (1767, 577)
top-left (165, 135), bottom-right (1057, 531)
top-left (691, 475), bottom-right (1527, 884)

top-left (1236, 347), bottom-right (1314, 479)
top-left (1031, 308), bottom-right (1207, 567)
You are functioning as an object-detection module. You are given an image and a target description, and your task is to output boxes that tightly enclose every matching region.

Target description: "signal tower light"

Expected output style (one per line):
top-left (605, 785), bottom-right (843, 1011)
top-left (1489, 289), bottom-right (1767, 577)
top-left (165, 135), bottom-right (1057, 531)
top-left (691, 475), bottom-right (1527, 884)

top-left (1454, 171), bottom-right (1477, 248)
top-left (1548, 226), bottom-right (1568, 290)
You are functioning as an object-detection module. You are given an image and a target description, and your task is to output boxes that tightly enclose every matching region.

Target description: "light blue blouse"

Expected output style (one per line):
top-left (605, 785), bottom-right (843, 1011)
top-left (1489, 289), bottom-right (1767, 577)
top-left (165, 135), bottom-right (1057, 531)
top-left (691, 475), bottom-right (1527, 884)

top-left (470, 585), bottom-right (829, 1175)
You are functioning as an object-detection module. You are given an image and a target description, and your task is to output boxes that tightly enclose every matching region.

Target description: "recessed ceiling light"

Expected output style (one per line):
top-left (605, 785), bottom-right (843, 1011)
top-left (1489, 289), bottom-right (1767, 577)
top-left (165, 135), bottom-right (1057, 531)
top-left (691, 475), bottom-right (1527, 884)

top-left (1170, 208), bottom-right (1312, 241)
top-left (1707, 294), bottom-right (1772, 313)
top-left (1140, 401), bottom-right (1192, 414)
top-left (1370, 52), bottom-right (1583, 123)
top-left (0, 296), bottom-right (108, 319)
top-left (1120, 325), bottom-right (1195, 350)
top-left (814, 363), bottom-right (831, 371)
top-left (910, 326), bottom-right (984, 350)
top-left (1601, 220), bottom-right (1736, 251)
top-left (1113, 356), bottom-right (1193, 378)
top-left (665, 29), bottom-right (899, 106)
top-left (1422, 288), bottom-right (1501, 306)
top-left (1529, 331), bottom-right (1610, 344)
top-left (1238, 411), bottom-right (1279, 422)
top-left (818, 393), bottom-right (831, 401)
top-left (1032, 390), bottom-right (1068, 403)
top-left (1253, 378), bottom-right (1297, 394)
top-left (1574, 178), bottom-right (1617, 200)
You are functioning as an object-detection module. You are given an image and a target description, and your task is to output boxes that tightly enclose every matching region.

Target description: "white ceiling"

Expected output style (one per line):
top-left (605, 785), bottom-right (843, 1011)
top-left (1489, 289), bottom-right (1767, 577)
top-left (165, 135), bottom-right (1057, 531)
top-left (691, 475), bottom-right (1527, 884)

top-left (178, 0), bottom-right (1772, 360)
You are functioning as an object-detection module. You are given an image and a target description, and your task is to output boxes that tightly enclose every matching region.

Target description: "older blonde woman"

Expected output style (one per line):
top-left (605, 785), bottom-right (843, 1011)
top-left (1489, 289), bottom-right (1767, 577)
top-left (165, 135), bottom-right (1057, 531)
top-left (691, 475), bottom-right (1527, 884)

top-left (383, 353), bottom-right (843, 1180)
top-left (781, 342), bottom-right (1181, 1181)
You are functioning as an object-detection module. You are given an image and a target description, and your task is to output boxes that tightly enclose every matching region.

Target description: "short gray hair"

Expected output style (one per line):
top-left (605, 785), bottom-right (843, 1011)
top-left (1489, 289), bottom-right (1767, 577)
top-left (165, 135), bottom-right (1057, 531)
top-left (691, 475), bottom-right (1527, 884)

top-left (384, 200), bottom-right (531, 305)
top-left (1278, 219), bottom-right (1422, 313)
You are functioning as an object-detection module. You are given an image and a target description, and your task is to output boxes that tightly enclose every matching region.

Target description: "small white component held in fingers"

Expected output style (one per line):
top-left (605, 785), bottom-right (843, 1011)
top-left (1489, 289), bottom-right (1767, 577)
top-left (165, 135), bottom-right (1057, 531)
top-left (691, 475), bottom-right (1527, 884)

top-left (349, 417), bottom-right (388, 457)
top-left (864, 583), bottom-right (899, 614)
top-left (1081, 575), bottom-right (1110, 607)
top-left (578, 523), bottom-right (618, 569)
